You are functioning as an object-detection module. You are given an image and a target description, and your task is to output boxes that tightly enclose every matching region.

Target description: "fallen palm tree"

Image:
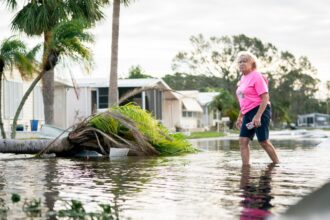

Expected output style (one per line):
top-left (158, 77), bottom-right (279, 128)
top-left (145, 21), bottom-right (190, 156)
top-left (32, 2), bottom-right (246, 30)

top-left (0, 104), bottom-right (197, 157)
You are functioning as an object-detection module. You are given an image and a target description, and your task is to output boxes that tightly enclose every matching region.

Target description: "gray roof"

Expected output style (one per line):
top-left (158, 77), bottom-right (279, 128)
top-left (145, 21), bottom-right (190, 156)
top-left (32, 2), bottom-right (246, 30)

top-left (76, 78), bottom-right (170, 89)
top-left (197, 92), bottom-right (219, 106)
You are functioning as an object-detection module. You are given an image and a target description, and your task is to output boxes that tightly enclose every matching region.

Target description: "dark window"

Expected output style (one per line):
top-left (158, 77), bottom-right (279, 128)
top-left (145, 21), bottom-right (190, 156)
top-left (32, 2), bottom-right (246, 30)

top-left (98, 88), bottom-right (109, 109)
top-left (307, 117), bottom-right (313, 124)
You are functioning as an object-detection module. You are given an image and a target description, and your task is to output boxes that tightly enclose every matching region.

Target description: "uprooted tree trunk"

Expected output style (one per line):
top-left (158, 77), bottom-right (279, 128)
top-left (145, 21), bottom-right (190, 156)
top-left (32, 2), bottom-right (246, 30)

top-left (0, 95), bottom-right (195, 157)
top-left (1, 109), bottom-right (160, 157)
top-left (0, 138), bottom-right (72, 154)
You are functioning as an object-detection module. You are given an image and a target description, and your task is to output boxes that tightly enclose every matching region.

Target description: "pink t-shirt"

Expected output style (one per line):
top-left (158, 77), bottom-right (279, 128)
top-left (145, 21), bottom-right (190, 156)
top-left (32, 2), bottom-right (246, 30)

top-left (236, 71), bottom-right (268, 114)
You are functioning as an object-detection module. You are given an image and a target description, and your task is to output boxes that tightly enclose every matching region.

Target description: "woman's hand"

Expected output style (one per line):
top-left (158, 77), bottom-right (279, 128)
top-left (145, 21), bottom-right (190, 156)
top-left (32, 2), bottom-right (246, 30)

top-left (236, 117), bottom-right (243, 129)
top-left (252, 115), bottom-right (262, 127)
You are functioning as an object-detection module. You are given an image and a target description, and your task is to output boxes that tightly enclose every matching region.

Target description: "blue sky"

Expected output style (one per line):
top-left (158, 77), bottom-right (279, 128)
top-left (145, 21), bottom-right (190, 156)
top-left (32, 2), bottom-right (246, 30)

top-left (1, 0), bottom-right (330, 82)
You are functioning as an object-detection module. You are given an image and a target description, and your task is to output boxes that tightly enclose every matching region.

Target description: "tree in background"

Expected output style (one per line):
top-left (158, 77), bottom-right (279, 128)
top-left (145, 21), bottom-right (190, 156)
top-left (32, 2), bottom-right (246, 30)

top-left (127, 65), bottom-right (153, 79)
top-left (163, 72), bottom-right (225, 91)
top-left (109, 0), bottom-right (134, 106)
top-left (6, 0), bottom-right (107, 125)
top-left (209, 88), bottom-right (238, 128)
top-left (0, 37), bottom-right (38, 138)
top-left (172, 34), bottom-right (278, 93)
top-left (171, 34), bottom-right (321, 126)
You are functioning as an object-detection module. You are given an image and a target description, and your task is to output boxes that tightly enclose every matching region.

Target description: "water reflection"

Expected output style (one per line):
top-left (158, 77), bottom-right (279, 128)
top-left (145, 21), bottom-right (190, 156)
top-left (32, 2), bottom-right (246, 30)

top-left (240, 164), bottom-right (276, 220)
top-left (0, 138), bottom-right (329, 219)
top-left (190, 138), bottom-right (322, 151)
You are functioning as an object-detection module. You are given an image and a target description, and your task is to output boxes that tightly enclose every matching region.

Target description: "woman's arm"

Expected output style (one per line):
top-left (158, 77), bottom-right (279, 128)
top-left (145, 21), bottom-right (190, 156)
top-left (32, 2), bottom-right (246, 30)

top-left (252, 93), bottom-right (269, 127)
top-left (236, 111), bottom-right (244, 129)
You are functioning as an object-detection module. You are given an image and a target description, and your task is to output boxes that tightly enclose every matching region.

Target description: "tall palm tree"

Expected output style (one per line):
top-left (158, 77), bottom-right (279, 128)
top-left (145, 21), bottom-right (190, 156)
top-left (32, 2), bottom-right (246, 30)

top-left (109, 0), bottom-right (133, 106)
top-left (0, 36), bottom-right (36, 139)
top-left (6, 0), bottom-right (107, 125)
top-left (11, 19), bottom-right (94, 139)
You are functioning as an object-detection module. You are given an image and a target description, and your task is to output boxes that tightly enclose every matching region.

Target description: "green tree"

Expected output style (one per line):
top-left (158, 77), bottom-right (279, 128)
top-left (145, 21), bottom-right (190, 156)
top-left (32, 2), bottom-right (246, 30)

top-left (109, 0), bottom-right (134, 106)
top-left (163, 72), bottom-right (225, 91)
top-left (209, 88), bottom-right (238, 128)
top-left (172, 34), bottom-right (278, 93)
top-left (6, 0), bottom-right (107, 125)
top-left (0, 36), bottom-right (37, 138)
top-left (11, 20), bottom-right (93, 139)
top-left (127, 65), bottom-right (152, 79)
top-left (172, 34), bottom-right (320, 125)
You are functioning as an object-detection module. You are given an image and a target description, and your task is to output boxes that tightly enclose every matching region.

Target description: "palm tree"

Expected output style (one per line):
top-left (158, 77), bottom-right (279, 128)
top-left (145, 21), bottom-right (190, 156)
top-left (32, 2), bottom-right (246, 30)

top-left (109, 0), bottom-right (133, 106)
top-left (1, 104), bottom-right (196, 157)
top-left (0, 36), bottom-right (36, 139)
top-left (11, 19), bottom-right (94, 139)
top-left (6, 0), bottom-right (107, 125)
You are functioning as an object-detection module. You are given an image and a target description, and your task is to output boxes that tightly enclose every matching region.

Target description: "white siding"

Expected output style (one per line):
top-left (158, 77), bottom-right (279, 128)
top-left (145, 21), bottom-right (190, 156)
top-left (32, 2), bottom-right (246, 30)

top-left (66, 87), bottom-right (92, 127)
top-left (54, 86), bottom-right (67, 128)
top-left (163, 99), bottom-right (181, 131)
top-left (33, 86), bottom-right (44, 120)
top-left (4, 80), bottom-right (23, 120)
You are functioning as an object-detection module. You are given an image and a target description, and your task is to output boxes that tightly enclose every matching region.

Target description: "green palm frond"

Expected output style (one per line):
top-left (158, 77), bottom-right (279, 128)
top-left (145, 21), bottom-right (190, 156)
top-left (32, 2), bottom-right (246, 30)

top-left (121, 0), bottom-right (134, 7)
top-left (63, 104), bottom-right (196, 156)
top-left (0, 36), bottom-right (39, 78)
top-left (66, 0), bottom-right (106, 24)
top-left (11, 2), bottom-right (54, 35)
top-left (50, 20), bottom-right (93, 59)
top-left (112, 104), bottom-right (168, 142)
top-left (4, 0), bottom-right (17, 10)
top-left (89, 113), bottom-right (119, 134)
top-left (10, 0), bottom-right (106, 36)
top-left (26, 44), bottom-right (42, 62)
top-left (111, 104), bottom-right (196, 156)
top-left (0, 36), bottom-right (26, 58)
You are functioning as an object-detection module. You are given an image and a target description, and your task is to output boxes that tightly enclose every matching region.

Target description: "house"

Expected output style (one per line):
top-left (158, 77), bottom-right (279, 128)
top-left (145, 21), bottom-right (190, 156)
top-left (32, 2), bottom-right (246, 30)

top-left (2, 69), bottom-right (72, 134)
top-left (297, 113), bottom-right (330, 128)
top-left (173, 91), bottom-right (204, 131)
top-left (65, 78), bottom-right (179, 130)
top-left (197, 92), bottom-right (221, 129)
top-left (162, 90), bottom-right (224, 132)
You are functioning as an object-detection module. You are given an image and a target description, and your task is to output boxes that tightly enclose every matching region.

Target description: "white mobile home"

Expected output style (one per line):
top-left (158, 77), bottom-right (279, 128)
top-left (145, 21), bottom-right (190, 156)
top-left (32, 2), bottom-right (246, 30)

top-left (297, 113), bottom-right (330, 128)
top-left (197, 92), bottom-right (221, 130)
top-left (65, 78), bottom-right (179, 130)
top-left (2, 70), bottom-right (71, 134)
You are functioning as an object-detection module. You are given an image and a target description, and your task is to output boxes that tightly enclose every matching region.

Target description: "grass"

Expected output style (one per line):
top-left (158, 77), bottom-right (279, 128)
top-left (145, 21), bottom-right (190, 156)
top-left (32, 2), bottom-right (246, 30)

top-left (186, 131), bottom-right (226, 139)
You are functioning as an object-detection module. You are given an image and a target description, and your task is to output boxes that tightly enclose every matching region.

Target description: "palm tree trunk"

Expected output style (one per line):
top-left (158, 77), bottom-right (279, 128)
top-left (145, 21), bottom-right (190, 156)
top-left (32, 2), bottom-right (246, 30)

top-left (42, 68), bottom-right (54, 125)
top-left (109, 0), bottom-right (121, 106)
top-left (11, 71), bottom-right (44, 139)
top-left (0, 137), bottom-right (71, 154)
top-left (0, 72), bottom-right (6, 139)
top-left (42, 31), bottom-right (54, 125)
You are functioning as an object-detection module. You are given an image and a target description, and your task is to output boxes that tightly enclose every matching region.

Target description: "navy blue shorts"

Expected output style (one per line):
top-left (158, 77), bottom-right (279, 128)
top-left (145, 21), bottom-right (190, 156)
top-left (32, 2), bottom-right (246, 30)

top-left (239, 105), bottom-right (271, 142)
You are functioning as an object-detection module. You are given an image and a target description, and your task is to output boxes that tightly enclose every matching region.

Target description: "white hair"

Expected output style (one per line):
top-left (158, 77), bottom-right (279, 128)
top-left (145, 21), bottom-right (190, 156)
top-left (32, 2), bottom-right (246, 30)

top-left (237, 51), bottom-right (259, 70)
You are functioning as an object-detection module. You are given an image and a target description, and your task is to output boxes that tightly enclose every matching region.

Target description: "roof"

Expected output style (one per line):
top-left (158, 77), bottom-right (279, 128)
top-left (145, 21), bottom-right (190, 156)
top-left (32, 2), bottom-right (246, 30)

top-left (76, 78), bottom-right (170, 88)
top-left (197, 92), bottom-right (219, 106)
top-left (175, 90), bottom-right (203, 112)
top-left (54, 75), bottom-right (74, 87)
top-left (298, 113), bottom-right (330, 117)
top-left (181, 98), bottom-right (203, 112)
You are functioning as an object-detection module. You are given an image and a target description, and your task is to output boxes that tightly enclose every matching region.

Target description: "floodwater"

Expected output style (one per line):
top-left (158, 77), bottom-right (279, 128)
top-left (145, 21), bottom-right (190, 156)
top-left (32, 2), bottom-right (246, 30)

top-left (0, 137), bottom-right (330, 219)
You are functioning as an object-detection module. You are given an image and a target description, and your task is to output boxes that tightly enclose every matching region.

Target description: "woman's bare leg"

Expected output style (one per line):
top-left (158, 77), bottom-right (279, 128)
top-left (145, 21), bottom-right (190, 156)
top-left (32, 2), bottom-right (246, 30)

top-left (259, 140), bottom-right (280, 163)
top-left (239, 137), bottom-right (251, 165)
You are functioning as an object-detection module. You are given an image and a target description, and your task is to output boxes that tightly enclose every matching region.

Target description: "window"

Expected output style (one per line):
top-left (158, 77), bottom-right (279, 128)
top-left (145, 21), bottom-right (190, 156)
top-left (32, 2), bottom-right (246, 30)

top-left (98, 88), bottom-right (109, 109)
top-left (213, 110), bottom-right (218, 120)
top-left (4, 80), bottom-right (23, 119)
top-left (182, 111), bottom-right (194, 118)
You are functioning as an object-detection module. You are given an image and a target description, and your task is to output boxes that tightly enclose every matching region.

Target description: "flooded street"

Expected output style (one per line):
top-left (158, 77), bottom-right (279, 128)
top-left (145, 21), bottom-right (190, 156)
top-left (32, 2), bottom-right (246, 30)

top-left (0, 138), bottom-right (329, 219)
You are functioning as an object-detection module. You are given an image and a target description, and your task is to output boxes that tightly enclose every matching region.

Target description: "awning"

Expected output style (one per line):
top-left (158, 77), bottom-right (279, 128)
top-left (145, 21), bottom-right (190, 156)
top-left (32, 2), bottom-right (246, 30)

top-left (182, 98), bottom-right (203, 112)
